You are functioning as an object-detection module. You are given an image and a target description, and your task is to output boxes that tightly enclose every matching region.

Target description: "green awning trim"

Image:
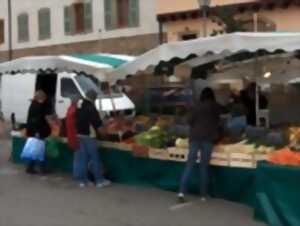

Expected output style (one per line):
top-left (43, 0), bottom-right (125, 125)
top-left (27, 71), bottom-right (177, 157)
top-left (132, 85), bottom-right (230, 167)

top-left (72, 54), bottom-right (127, 68)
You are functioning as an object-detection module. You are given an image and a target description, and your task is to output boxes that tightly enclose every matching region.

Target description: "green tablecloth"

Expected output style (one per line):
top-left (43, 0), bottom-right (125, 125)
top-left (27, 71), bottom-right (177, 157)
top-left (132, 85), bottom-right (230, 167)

top-left (12, 137), bottom-right (256, 206)
top-left (255, 162), bottom-right (300, 226)
top-left (12, 137), bottom-right (300, 225)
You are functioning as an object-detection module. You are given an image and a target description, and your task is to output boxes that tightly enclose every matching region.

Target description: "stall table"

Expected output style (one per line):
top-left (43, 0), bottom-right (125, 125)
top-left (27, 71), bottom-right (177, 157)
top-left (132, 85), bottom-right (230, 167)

top-left (11, 137), bottom-right (300, 226)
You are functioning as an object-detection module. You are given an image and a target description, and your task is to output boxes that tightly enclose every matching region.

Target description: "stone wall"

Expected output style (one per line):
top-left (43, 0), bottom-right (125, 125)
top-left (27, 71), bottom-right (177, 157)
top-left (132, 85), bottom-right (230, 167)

top-left (0, 33), bottom-right (159, 62)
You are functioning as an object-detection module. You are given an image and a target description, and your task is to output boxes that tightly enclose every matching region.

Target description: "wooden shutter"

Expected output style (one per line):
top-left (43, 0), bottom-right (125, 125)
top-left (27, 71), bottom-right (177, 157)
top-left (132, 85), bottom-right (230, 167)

top-left (117, 0), bottom-right (129, 28)
top-left (84, 2), bottom-right (93, 32)
top-left (74, 3), bottom-right (84, 33)
top-left (0, 20), bottom-right (4, 44)
top-left (18, 14), bottom-right (29, 42)
top-left (38, 8), bottom-right (51, 40)
top-left (105, 0), bottom-right (118, 30)
top-left (64, 6), bottom-right (72, 34)
top-left (128, 0), bottom-right (139, 27)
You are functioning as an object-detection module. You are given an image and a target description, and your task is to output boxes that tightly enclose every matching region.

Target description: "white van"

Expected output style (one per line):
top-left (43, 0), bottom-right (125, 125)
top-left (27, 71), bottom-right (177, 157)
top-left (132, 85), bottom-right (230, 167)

top-left (0, 71), bottom-right (135, 124)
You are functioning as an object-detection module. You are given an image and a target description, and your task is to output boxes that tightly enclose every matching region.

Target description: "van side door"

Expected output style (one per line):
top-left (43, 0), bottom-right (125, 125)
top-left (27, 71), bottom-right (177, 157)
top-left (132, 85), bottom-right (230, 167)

top-left (1, 73), bottom-right (37, 123)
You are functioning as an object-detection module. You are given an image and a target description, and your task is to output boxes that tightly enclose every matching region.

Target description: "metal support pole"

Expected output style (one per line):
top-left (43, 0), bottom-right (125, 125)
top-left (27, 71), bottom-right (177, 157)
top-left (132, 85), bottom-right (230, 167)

top-left (7, 0), bottom-right (12, 61)
top-left (202, 6), bottom-right (208, 37)
top-left (158, 21), bottom-right (164, 44)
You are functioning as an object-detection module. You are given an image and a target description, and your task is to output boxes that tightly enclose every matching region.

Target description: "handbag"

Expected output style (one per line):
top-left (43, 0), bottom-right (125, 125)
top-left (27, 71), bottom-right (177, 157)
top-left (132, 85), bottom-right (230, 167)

top-left (21, 138), bottom-right (45, 162)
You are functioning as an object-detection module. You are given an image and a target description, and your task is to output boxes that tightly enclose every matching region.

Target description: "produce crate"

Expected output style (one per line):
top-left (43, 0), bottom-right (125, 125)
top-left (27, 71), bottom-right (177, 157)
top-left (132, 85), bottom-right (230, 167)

top-left (149, 148), bottom-right (169, 161)
top-left (229, 153), bottom-right (256, 168)
top-left (212, 145), bottom-right (268, 168)
top-left (167, 147), bottom-right (188, 162)
top-left (210, 152), bottom-right (230, 167)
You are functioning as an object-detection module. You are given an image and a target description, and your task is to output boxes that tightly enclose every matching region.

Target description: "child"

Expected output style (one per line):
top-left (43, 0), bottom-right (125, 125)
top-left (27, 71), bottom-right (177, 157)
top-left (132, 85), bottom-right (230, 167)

top-left (46, 115), bottom-right (61, 138)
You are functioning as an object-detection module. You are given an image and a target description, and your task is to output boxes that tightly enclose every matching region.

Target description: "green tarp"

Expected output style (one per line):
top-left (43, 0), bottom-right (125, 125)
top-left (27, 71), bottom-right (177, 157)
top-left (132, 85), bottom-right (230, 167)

top-left (255, 162), bottom-right (300, 226)
top-left (12, 137), bottom-right (300, 225)
top-left (72, 54), bottom-right (127, 68)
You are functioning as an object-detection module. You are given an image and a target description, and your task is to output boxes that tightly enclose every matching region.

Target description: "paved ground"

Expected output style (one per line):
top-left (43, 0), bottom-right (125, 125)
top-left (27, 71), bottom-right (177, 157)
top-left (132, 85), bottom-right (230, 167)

top-left (0, 160), bottom-right (266, 226)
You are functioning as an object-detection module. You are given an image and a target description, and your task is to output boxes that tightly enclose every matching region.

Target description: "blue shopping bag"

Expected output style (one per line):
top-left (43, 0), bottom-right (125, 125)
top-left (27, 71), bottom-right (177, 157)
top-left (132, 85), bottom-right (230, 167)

top-left (21, 138), bottom-right (45, 162)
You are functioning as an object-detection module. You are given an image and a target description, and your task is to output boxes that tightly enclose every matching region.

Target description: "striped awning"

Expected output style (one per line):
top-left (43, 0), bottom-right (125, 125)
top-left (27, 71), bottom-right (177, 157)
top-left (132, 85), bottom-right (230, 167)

top-left (0, 53), bottom-right (136, 82)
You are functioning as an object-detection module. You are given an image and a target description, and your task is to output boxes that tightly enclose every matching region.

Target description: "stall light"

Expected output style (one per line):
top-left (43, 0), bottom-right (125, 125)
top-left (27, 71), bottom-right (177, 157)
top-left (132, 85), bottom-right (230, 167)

top-left (263, 71), bottom-right (272, 78)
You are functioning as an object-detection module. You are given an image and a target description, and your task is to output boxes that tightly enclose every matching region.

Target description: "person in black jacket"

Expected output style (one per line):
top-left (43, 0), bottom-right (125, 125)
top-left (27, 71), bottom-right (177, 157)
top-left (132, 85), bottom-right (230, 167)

top-left (26, 90), bottom-right (53, 174)
top-left (178, 88), bottom-right (222, 202)
top-left (73, 90), bottom-right (111, 188)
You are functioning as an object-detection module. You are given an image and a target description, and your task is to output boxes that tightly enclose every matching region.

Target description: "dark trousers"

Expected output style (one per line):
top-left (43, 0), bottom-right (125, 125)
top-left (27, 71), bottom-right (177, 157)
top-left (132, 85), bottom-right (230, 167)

top-left (26, 159), bottom-right (48, 174)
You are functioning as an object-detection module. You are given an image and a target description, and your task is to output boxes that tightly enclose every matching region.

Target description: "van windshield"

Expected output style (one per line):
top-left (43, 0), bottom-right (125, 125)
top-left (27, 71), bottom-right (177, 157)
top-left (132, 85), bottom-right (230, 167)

top-left (75, 75), bottom-right (101, 95)
top-left (75, 75), bottom-right (122, 98)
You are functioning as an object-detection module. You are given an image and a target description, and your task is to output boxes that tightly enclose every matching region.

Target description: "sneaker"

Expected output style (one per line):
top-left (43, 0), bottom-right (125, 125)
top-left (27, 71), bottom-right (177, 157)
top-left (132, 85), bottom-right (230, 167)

top-left (96, 179), bottom-right (111, 188)
top-left (26, 168), bottom-right (38, 175)
top-left (177, 193), bottom-right (186, 203)
top-left (200, 197), bottom-right (207, 202)
top-left (79, 183), bottom-right (86, 188)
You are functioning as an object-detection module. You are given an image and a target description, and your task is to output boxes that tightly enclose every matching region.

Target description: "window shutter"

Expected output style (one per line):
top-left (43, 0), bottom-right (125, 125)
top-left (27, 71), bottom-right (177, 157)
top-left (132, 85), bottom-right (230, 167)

top-left (105, 0), bottom-right (114, 30)
top-left (64, 6), bottom-right (71, 34)
top-left (84, 1), bottom-right (93, 32)
top-left (38, 8), bottom-right (51, 40)
top-left (18, 14), bottom-right (29, 42)
top-left (74, 3), bottom-right (84, 33)
top-left (0, 20), bottom-right (4, 44)
top-left (128, 0), bottom-right (139, 27)
top-left (117, 0), bottom-right (129, 28)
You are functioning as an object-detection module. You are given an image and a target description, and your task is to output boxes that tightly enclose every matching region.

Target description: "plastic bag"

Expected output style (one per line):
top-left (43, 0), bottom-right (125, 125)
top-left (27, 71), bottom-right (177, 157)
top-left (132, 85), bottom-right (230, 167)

top-left (21, 138), bottom-right (45, 162)
top-left (46, 138), bottom-right (61, 159)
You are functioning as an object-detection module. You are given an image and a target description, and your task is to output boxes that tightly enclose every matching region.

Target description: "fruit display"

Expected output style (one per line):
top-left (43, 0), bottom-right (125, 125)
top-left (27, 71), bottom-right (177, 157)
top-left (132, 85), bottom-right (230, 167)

top-left (268, 147), bottom-right (300, 166)
top-left (175, 138), bottom-right (189, 149)
top-left (134, 126), bottom-right (171, 149)
top-left (215, 140), bottom-right (274, 154)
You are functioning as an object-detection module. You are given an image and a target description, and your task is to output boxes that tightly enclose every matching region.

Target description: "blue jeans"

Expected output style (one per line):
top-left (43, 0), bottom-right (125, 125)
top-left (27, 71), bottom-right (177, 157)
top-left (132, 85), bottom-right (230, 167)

top-left (73, 136), bottom-right (104, 184)
top-left (179, 141), bottom-right (213, 197)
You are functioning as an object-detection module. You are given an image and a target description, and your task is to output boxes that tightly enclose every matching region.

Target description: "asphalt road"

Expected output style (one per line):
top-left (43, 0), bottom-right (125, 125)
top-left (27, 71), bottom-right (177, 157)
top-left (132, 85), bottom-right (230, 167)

top-left (0, 161), bottom-right (265, 226)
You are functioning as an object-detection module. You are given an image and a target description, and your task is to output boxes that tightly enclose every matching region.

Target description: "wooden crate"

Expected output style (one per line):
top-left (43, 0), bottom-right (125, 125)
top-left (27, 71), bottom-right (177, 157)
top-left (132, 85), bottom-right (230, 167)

top-left (229, 153), bottom-right (255, 168)
top-left (167, 147), bottom-right (188, 162)
top-left (211, 152), bottom-right (268, 168)
top-left (210, 152), bottom-right (230, 167)
top-left (149, 148), bottom-right (169, 161)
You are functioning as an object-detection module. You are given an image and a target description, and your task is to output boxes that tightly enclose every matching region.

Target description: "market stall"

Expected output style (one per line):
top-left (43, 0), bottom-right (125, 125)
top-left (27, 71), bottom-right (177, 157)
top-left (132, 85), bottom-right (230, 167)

top-left (9, 33), bottom-right (300, 226)
top-left (0, 53), bottom-right (136, 83)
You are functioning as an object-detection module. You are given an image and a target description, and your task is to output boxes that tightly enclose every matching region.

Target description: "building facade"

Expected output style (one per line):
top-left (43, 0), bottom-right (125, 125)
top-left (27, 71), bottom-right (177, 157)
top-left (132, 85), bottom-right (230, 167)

top-left (157, 0), bottom-right (300, 42)
top-left (0, 0), bottom-right (159, 62)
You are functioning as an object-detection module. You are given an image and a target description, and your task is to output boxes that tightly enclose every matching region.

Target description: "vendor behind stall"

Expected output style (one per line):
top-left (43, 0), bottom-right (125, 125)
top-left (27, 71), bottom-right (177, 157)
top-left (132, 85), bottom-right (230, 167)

top-left (241, 83), bottom-right (268, 126)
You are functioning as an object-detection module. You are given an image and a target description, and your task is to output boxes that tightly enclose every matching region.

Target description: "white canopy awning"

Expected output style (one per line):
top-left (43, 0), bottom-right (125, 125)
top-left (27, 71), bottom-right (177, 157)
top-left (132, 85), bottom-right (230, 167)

top-left (0, 53), bottom-right (135, 82)
top-left (110, 32), bottom-right (300, 83)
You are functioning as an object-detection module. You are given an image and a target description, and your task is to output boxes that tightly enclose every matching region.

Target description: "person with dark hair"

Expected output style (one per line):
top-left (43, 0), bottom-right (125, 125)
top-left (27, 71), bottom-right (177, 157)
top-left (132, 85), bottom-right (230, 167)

top-left (72, 90), bottom-right (111, 188)
top-left (178, 87), bottom-right (222, 202)
top-left (26, 90), bottom-right (53, 174)
top-left (241, 83), bottom-right (268, 126)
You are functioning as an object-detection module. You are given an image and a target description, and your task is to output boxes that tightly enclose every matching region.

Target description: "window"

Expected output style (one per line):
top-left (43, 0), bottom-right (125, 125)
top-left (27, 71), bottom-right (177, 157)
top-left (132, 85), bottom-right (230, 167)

top-left (241, 16), bottom-right (276, 32)
top-left (61, 78), bottom-right (80, 98)
top-left (105, 0), bottom-right (139, 30)
top-left (38, 8), bottom-right (51, 40)
top-left (181, 33), bottom-right (198, 41)
top-left (18, 13), bottom-right (29, 42)
top-left (64, 1), bottom-right (93, 35)
top-left (0, 19), bottom-right (4, 44)
top-left (75, 75), bottom-right (100, 96)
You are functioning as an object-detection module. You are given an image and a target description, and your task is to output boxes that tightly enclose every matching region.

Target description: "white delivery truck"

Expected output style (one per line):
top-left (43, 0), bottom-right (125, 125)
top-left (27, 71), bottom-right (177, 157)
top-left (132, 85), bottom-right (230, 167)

top-left (0, 71), bottom-right (135, 124)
